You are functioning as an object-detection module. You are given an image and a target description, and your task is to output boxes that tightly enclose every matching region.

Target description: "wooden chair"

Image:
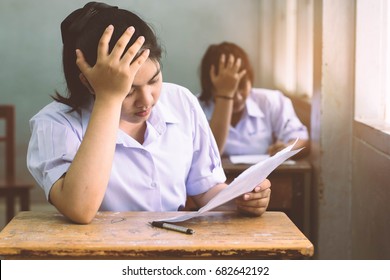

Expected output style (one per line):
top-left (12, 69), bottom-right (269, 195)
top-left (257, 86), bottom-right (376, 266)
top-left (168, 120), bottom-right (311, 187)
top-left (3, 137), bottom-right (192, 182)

top-left (0, 105), bottom-right (34, 224)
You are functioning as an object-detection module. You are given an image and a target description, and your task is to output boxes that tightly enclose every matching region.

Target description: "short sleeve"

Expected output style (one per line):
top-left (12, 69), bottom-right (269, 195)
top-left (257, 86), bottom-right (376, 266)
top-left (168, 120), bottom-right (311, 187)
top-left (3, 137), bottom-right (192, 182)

top-left (27, 117), bottom-right (81, 200)
top-left (185, 95), bottom-right (226, 196)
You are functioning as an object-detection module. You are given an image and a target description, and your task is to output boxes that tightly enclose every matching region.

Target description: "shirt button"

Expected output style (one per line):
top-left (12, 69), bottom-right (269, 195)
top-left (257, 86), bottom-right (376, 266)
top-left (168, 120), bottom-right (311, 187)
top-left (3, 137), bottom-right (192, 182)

top-left (150, 182), bottom-right (157, 188)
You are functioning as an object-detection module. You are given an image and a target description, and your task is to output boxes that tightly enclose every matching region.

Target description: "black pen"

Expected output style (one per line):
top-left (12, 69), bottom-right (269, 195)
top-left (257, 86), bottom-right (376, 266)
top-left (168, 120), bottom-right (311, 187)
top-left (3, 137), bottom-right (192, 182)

top-left (283, 119), bottom-right (291, 129)
top-left (151, 221), bottom-right (195, 235)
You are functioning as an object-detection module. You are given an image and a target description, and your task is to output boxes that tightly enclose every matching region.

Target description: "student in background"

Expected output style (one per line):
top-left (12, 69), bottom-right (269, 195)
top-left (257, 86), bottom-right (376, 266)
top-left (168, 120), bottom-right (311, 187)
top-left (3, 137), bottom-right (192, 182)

top-left (198, 42), bottom-right (309, 157)
top-left (26, 2), bottom-right (271, 224)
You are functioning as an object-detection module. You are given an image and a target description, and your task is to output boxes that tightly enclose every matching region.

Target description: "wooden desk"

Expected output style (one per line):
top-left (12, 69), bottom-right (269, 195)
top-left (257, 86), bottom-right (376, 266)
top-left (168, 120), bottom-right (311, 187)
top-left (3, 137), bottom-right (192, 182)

top-left (0, 211), bottom-right (313, 260)
top-left (222, 158), bottom-right (312, 237)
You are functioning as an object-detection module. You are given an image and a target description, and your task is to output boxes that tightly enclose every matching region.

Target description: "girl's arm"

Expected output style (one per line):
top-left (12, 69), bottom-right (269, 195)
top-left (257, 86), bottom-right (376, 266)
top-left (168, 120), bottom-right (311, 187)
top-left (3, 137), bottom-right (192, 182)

top-left (50, 26), bottom-right (150, 224)
top-left (208, 54), bottom-right (246, 154)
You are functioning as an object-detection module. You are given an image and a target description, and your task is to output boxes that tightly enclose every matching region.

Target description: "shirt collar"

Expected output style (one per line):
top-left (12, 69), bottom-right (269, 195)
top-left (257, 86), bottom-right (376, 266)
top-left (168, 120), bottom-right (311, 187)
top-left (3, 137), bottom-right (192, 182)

top-left (147, 99), bottom-right (180, 134)
top-left (80, 95), bottom-right (180, 147)
top-left (246, 94), bottom-right (264, 118)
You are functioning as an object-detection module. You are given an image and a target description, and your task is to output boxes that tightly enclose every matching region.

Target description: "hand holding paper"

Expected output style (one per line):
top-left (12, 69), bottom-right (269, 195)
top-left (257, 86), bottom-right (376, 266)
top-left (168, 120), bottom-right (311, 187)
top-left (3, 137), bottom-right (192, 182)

top-left (157, 139), bottom-right (304, 223)
top-left (234, 179), bottom-right (271, 217)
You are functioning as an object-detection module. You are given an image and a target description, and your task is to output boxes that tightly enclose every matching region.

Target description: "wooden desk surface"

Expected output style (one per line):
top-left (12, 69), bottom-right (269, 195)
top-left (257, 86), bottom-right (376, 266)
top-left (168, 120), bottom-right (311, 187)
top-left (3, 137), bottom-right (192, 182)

top-left (0, 211), bottom-right (313, 260)
top-left (222, 158), bottom-right (312, 174)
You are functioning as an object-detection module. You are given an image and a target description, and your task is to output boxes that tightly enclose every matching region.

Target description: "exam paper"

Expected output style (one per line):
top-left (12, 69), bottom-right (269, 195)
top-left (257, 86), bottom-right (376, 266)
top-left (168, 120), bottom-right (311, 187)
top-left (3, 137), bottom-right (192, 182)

top-left (157, 139), bottom-right (304, 223)
top-left (229, 154), bottom-right (270, 164)
top-left (230, 154), bottom-right (296, 165)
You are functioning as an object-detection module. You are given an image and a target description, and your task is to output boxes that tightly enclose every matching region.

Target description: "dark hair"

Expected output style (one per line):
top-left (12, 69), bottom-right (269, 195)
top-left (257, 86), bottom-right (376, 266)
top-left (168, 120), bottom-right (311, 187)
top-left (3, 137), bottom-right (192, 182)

top-left (198, 42), bottom-right (254, 105)
top-left (53, 2), bottom-right (162, 111)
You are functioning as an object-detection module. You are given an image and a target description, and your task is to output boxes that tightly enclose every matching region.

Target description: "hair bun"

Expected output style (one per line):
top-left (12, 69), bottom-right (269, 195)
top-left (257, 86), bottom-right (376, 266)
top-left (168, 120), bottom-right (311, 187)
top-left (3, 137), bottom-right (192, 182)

top-left (61, 2), bottom-right (117, 45)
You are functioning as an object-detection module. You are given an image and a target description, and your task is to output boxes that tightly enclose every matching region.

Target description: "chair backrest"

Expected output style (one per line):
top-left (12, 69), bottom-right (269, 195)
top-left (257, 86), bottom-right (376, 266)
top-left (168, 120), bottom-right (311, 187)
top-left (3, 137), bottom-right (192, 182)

top-left (0, 105), bottom-right (15, 181)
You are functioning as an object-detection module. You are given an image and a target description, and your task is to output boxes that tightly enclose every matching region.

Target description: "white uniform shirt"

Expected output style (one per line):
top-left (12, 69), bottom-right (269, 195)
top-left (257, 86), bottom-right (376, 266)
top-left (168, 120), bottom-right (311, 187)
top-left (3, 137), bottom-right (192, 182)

top-left (199, 88), bottom-right (309, 155)
top-left (27, 83), bottom-right (226, 211)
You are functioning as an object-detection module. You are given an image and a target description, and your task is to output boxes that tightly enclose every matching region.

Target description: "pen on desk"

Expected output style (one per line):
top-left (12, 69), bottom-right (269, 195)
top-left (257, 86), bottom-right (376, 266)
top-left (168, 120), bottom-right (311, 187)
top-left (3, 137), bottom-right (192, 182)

top-left (151, 221), bottom-right (195, 235)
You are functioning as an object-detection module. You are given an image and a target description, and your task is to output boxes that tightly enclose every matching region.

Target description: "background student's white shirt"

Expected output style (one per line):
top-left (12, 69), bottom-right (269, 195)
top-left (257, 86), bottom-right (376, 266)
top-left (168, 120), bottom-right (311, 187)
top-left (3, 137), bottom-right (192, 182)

top-left (198, 88), bottom-right (309, 155)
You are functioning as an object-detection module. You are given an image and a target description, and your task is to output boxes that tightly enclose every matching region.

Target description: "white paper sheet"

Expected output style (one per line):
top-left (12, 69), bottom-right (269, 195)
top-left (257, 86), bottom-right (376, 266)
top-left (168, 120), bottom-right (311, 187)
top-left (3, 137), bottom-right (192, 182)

top-left (230, 154), bottom-right (296, 165)
top-left (229, 154), bottom-right (270, 164)
top-left (156, 139), bottom-right (304, 223)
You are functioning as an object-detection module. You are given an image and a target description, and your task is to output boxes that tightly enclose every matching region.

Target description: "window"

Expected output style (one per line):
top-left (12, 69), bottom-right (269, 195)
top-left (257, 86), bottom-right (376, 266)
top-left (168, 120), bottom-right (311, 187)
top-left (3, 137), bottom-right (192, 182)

top-left (355, 0), bottom-right (390, 128)
top-left (258, 0), bottom-right (314, 98)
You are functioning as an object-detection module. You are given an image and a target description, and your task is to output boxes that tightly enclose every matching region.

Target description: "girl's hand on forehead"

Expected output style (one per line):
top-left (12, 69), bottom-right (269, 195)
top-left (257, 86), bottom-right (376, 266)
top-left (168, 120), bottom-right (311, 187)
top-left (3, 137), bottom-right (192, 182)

top-left (76, 25), bottom-right (150, 102)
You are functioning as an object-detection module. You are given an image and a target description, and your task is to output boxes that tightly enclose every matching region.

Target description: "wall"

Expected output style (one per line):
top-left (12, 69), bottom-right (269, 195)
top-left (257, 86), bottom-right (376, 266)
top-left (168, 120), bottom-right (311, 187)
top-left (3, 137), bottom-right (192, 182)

top-left (312, 0), bottom-right (390, 259)
top-left (258, 0), bottom-right (314, 98)
top-left (311, 0), bottom-right (390, 259)
top-left (311, 0), bottom-right (354, 259)
top-left (351, 0), bottom-right (390, 259)
top-left (260, 0), bottom-right (390, 259)
top-left (0, 0), bottom-right (261, 202)
top-left (352, 122), bottom-right (390, 259)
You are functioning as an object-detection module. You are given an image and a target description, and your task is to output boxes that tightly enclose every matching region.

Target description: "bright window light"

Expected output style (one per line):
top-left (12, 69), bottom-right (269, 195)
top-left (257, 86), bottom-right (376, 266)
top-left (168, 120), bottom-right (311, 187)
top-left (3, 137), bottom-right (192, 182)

top-left (355, 0), bottom-right (390, 125)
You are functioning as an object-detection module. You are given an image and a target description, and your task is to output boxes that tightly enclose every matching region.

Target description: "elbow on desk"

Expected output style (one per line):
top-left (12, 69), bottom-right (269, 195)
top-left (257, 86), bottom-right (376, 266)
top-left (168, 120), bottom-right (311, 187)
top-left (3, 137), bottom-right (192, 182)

top-left (56, 206), bottom-right (98, 225)
top-left (71, 214), bottom-right (95, 225)
top-left (49, 183), bottom-right (101, 224)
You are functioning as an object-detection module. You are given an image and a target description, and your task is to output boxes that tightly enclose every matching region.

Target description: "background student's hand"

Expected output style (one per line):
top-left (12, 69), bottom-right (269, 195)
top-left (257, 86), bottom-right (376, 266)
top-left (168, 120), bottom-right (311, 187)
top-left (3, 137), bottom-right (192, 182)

top-left (210, 54), bottom-right (247, 99)
top-left (235, 179), bottom-right (271, 217)
top-left (268, 139), bottom-right (310, 158)
top-left (75, 25), bottom-right (150, 102)
top-left (268, 141), bottom-right (287, 156)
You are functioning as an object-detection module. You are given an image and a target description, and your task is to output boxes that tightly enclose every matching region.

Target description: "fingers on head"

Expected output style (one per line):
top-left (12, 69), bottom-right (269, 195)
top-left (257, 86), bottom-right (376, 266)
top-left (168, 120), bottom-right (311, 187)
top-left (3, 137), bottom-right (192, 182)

top-left (234, 57), bottom-right (242, 69)
top-left (122, 35), bottom-right (146, 65)
top-left (112, 26), bottom-right (136, 55)
top-left (227, 54), bottom-right (234, 66)
top-left (210, 64), bottom-right (216, 79)
top-left (131, 49), bottom-right (150, 68)
top-left (75, 49), bottom-right (89, 73)
top-left (97, 25), bottom-right (115, 56)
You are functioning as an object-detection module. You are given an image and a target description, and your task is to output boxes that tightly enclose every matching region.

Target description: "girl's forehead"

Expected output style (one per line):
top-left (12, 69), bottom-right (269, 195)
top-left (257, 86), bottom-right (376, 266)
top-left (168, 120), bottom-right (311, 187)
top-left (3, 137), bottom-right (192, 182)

top-left (133, 59), bottom-right (161, 85)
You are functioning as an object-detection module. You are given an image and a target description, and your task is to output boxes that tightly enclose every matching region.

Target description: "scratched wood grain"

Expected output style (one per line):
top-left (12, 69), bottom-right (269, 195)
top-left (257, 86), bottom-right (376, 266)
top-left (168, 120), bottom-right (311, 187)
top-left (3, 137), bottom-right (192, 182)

top-left (0, 211), bottom-right (314, 259)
